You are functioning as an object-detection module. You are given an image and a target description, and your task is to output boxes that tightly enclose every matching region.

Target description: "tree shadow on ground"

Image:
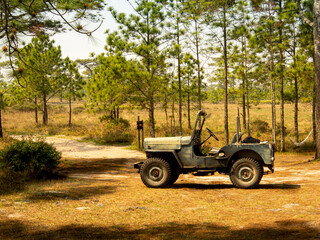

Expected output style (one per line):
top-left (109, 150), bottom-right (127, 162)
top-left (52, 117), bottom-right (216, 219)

top-left (0, 219), bottom-right (318, 240)
top-left (26, 183), bottom-right (117, 201)
top-left (171, 183), bottom-right (300, 190)
top-left (59, 158), bottom-right (134, 175)
top-left (0, 157), bottom-right (131, 196)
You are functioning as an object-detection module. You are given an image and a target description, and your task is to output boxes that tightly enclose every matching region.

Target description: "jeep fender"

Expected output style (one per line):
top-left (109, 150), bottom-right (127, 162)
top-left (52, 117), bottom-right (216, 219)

top-left (145, 150), bottom-right (183, 168)
top-left (227, 149), bottom-right (264, 168)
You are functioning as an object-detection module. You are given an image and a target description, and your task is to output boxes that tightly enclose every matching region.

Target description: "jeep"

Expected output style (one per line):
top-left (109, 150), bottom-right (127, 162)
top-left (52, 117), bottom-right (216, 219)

top-left (134, 111), bottom-right (275, 189)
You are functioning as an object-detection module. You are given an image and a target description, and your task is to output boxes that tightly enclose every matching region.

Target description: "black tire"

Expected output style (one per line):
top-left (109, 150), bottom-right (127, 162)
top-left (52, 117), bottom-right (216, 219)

top-left (140, 158), bottom-right (172, 188)
top-left (229, 158), bottom-right (263, 189)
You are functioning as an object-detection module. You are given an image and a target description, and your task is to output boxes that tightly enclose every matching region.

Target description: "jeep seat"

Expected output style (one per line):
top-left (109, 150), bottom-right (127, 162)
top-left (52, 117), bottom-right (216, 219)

top-left (230, 132), bottom-right (243, 144)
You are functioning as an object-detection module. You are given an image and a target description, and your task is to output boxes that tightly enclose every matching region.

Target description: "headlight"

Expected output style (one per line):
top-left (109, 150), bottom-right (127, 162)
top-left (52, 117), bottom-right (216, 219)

top-left (218, 152), bottom-right (225, 157)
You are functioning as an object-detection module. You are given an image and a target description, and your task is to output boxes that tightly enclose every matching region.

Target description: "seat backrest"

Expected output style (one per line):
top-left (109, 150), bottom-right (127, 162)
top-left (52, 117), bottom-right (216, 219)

top-left (230, 132), bottom-right (243, 144)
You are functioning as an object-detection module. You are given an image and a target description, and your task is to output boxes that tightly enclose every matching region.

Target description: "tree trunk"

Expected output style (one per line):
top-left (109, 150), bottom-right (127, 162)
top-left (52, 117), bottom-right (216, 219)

top-left (294, 52), bottom-right (299, 143)
top-left (149, 96), bottom-right (155, 138)
top-left (313, 81), bottom-right (316, 146)
top-left (279, 74), bottom-right (285, 152)
top-left (314, 0), bottom-right (320, 158)
top-left (172, 98), bottom-right (176, 136)
top-left (35, 97), bottom-right (38, 124)
top-left (187, 77), bottom-right (191, 130)
top-left (279, 0), bottom-right (285, 152)
top-left (165, 108), bottom-right (168, 125)
top-left (292, 22), bottom-right (299, 143)
top-left (43, 94), bottom-right (48, 125)
top-left (294, 75), bottom-right (299, 143)
top-left (177, 48), bottom-right (182, 135)
top-left (195, 19), bottom-right (201, 112)
top-left (223, 6), bottom-right (229, 144)
top-left (271, 69), bottom-right (276, 149)
top-left (0, 107), bottom-right (3, 138)
top-left (242, 34), bottom-right (246, 131)
top-left (177, 12), bottom-right (182, 136)
top-left (269, 0), bottom-right (276, 149)
top-left (242, 82), bottom-right (246, 131)
top-left (68, 96), bottom-right (72, 127)
top-left (245, 51), bottom-right (250, 136)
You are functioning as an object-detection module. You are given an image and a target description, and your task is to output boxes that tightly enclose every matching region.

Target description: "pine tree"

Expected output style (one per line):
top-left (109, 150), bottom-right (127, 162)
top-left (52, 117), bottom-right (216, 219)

top-left (206, 1), bottom-right (236, 144)
top-left (14, 35), bottom-right (65, 125)
top-left (165, 0), bottom-right (188, 136)
top-left (181, 53), bottom-right (198, 130)
top-left (108, 0), bottom-right (167, 137)
top-left (1, 0), bottom-right (104, 58)
top-left (86, 53), bottom-right (131, 119)
top-left (251, 0), bottom-right (278, 148)
top-left (62, 58), bottom-right (84, 126)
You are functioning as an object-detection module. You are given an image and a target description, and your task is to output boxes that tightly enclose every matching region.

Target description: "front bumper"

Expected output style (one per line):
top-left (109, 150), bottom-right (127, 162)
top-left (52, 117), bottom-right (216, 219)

top-left (134, 162), bottom-right (144, 172)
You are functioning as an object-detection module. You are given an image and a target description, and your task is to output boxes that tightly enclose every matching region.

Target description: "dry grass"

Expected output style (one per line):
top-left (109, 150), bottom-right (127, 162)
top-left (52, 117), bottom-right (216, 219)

top-left (0, 152), bottom-right (320, 239)
top-left (2, 100), bottom-right (315, 151)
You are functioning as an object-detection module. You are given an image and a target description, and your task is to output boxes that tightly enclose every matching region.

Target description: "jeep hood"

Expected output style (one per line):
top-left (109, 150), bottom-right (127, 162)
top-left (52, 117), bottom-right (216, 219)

top-left (144, 136), bottom-right (192, 151)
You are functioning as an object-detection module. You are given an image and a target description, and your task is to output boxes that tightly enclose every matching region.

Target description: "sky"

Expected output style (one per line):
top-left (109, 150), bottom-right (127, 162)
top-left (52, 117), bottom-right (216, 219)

top-left (53, 0), bottom-right (133, 60)
top-left (0, 0), bottom-right (133, 78)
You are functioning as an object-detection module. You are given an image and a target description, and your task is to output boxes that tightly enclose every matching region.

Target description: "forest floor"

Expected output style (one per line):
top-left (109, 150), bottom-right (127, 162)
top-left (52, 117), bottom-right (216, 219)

top-left (0, 135), bottom-right (320, 239)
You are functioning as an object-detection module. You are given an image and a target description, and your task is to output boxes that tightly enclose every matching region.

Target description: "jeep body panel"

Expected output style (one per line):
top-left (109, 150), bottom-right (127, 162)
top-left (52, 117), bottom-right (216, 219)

top-left (144, 137), bottom-right (182, 150)
top-left (145, 149), bottom-right (184, 168)
top-left (220, 143), bottom-right (275, 166)
top-left (145, 139), bottom-right (273, 170)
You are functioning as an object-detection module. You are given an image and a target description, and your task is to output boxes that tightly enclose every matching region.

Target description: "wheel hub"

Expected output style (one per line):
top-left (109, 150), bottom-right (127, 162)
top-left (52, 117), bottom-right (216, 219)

top-left (238, 166), bottom-right (254, 182)
top-left (148, 166), bottom-right (163, 181)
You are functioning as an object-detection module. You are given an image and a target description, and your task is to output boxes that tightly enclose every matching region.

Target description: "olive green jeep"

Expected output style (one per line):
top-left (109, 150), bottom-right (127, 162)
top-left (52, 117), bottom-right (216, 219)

top-left (134, 111), bottom-right (275, 189)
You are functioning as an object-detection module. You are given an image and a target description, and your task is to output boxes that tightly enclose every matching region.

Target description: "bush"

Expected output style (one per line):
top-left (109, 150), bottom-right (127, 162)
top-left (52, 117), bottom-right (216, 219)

top-left (0, 139), bottom-right (62, 179)
top-left (251, 119), bottom-right (270, 133)
top-left (94, 117), bottom-right (133, 144)
top-left (99, 115), bottom-right (130, 128)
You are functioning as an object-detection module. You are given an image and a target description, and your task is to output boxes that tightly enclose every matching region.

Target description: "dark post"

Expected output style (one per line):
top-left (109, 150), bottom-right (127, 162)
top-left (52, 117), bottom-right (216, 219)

top-left (141, 122), bottom-right (144, 148)
top-left (137, 117), bottom-right (144, 149)
top-left (138, 116), bottom-right (140, 149)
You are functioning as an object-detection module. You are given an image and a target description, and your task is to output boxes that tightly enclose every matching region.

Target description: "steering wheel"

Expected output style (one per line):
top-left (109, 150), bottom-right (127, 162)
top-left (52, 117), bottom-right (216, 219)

top-left (206, 127), bottom-right (219, 141)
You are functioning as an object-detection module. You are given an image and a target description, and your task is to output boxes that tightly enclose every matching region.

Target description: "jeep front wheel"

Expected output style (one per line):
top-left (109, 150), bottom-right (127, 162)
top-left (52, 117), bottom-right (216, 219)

top-left (229, 158), bottom-right (263, 189)
top-left (140, 158), bottom-right (172, 188)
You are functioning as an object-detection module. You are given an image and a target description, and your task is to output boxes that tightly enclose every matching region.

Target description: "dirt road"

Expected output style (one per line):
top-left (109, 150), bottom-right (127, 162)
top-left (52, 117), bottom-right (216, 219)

top-left (12, 135), bottom-right (320, 185)
top-left (36, 135), bottom-right (320, 186)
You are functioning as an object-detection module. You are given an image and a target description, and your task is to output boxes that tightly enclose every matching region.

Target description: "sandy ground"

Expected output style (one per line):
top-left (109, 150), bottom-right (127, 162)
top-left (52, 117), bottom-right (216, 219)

top-left (11, 135), bottom-right (320, 187)
top-left (45, 136), bottom-right (146, 160)
top-left (14, 135), bottom-right (319, 186)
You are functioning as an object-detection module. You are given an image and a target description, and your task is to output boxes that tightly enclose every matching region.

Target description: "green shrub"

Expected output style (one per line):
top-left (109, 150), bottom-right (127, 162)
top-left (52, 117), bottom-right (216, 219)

top-left (0, 139), bottom-right (61, 179)
top-left (94, 117), bottom-right (133, 144)
top-left (99, 115), bottom-right (130, 128)
top-left (251, 119), bottom-right (270, 133)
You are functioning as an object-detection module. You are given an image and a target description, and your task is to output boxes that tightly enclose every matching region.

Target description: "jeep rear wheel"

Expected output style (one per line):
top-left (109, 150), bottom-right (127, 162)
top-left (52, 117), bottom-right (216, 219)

top-left (140, 158), bottom-right (172, 188)
top-left (229, 158), bottom-right (263, 189)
